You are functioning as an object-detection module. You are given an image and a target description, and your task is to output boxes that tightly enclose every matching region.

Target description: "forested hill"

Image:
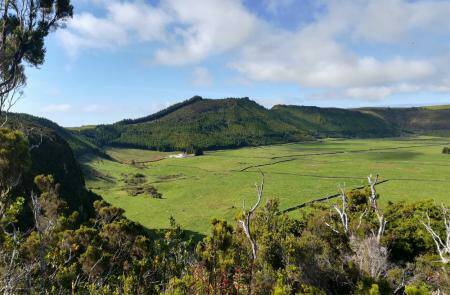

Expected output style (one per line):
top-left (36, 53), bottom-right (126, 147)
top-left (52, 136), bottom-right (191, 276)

top-left (5, 114), bottom-right (100, 221)
top-left (10, 98), bottom-right (450, 155)
top-left (271, 105), bottom-right (399, 138)
top-left (76, 96), bottom-right (409, 152)
top-left (8, 113), bottom-right (106, 157)
top-left (77, 97), bottom-right (312, 151)
top-left (358, 106), bottom-right (450, 132)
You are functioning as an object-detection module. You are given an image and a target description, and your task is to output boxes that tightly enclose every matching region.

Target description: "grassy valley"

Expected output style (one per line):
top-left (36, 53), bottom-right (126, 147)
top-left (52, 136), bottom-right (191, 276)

top-left (83, 136), bottom-right (450, 234)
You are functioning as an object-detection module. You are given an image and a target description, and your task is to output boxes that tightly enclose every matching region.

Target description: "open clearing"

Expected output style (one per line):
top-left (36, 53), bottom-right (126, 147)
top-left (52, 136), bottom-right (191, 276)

top-left (82, 136), bottom-right (450, 234)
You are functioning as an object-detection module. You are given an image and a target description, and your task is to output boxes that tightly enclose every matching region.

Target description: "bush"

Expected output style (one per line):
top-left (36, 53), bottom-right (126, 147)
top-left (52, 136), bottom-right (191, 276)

top-left (443, 147), bottom-right (449, 154)
top-left (194, 148), bottom-right (204, 156)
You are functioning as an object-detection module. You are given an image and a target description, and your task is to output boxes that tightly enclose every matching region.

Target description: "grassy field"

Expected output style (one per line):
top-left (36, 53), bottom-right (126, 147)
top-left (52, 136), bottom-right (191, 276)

top-left (82, 136), bottom-right (450, 234)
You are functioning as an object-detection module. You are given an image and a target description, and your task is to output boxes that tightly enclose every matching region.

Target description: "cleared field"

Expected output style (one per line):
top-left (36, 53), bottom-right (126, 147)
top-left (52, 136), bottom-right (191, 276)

top-left (82, 136), bottom-right (450, 234)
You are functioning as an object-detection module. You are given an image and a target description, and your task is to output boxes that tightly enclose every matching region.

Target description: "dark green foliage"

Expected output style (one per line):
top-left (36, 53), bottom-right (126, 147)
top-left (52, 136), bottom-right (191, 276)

top-left (2, 118), bottom-right (100, 221)
top-left (272, 105), bottom-right (400, 138)
top-left (443, 147), bottom-right (449, 154)
top-left (383, 201), bottom-right (445, 263)
top-left (0, 0), bottom-right (73, 115)
top-left (80, 97), bottom-right (312, 151)
top-left (6, 113), bottom-right (106, 158)
top-left (123, 173), bottom-right (162, 198)
top-left (360, 107), bottom-right (450, 132)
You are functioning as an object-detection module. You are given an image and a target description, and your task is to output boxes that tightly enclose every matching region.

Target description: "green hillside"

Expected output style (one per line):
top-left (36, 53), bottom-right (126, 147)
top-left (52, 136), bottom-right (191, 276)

top-left (5, 114), bottom-right (100, 221)
top-left (9, 113), bottom-right (105, 157)
top-left (272, 105), bottom-right (399, 138)
top-left (77, 97), bottom-right (408, 152)
top-left (359, 107), bottom-right (450, 132)
top-left (79, 97), bottom-right (313, 151)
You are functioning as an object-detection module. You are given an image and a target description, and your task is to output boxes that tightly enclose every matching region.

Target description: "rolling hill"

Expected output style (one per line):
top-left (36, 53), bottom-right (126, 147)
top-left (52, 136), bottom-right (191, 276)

top-left (271, 105), bottom-right (399, 138)
top-left (5, 113), bottom-right (100, 221)
top-left (8, 113), bottom-right (105, 157)
top-left (359, 107), bottom-right (450, 132)
top-left (76, 96), bottom-right (416, 152)
top-left (78, 97), bottom-right (313, 151)
top-left (8, 98), bottom-right (450, 157)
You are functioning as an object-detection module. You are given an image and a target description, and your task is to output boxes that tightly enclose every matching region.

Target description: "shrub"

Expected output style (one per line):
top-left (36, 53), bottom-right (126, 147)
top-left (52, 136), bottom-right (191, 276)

top-left (443, 147), bottom-right (449, 154)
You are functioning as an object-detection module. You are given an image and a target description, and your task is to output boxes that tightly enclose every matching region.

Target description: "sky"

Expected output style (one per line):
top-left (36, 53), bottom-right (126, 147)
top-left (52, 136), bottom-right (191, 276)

top-left (14, 0), bottom-right (450, 126)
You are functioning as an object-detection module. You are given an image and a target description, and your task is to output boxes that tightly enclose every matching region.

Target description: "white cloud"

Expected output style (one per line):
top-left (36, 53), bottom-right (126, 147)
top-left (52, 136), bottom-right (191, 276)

top-left (58, 1), bottom-right (170, 55)
top-left (154, 0), bottom-right (259, 65)
top-left (231, 0), bottom-right (450, 99)
top-left (58, 0), bottom-right (450, 100)
top-left (351, 0), bottom-right (450, 43)
top-left (191, 67), bottom-right (213, 86)
top-left (42, 104), bottom-right (73, 112)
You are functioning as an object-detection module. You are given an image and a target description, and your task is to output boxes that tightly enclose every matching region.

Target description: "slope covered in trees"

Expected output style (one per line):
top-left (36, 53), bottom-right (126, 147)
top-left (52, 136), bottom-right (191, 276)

top-left (7, 113), bottom-right (106, 158)
top-left (79, 96), bottom-right (447, 153)
top-left (359, 107), bottom-right (450, 132)
top-left (271, 105), bottom-right (400, 138)
top-left (4, 115), bottom-right (100, 220)
top-left (79, 97), bottom-right (313, 151)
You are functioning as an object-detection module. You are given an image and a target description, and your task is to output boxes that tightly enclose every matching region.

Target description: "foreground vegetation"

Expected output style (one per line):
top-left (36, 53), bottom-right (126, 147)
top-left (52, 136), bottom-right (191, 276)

top-left (83, 137), bottom-right (450, 233)
top-left (1, 128), bottom-right (449, 294)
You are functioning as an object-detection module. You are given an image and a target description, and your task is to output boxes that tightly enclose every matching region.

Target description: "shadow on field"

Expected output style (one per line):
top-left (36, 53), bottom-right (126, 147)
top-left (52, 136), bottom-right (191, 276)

top-left (368, 151), bottom-right (422, 161)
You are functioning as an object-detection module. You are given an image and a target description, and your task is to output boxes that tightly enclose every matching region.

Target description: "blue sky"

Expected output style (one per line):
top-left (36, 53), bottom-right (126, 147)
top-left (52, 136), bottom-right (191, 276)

top-left (15, 0), bottom-right (450, 126)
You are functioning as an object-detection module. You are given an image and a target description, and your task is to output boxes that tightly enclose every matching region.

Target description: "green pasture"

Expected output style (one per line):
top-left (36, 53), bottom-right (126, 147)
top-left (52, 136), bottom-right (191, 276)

top-left (82, 136), bottom-right (450, 234)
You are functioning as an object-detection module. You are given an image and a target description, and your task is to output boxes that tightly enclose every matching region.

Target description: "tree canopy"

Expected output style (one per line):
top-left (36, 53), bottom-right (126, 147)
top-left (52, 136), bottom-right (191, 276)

top-left (0, 0), bottom-right (73, 117)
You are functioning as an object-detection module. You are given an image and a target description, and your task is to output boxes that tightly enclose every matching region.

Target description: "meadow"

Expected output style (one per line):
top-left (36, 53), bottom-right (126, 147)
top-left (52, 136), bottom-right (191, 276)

top-left (82, 136), bottom-right (450, 234)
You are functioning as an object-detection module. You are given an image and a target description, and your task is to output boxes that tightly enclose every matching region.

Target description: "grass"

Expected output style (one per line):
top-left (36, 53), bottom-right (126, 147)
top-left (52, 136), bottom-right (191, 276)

top-left (105, 148), bottom-right (174, 164)
top-left (423, 105), bottom-right (450, 110)
top-left (82, 136), bottom-right (450, 234)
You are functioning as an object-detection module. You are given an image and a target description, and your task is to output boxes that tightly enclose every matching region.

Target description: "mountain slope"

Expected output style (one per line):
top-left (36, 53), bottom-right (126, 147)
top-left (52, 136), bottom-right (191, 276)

top-left (77, 96), bottom-right (418, 152)
top-left (80, 97), bottom-right (312, 151)
top-left (6, 114), bottom-right (100, 220)
top-left (9, 113), bottom-right (105, 157)
top-left (359, 107), bottom-right (450, 132)
top-left (272, 105), bottom-right (400, 138)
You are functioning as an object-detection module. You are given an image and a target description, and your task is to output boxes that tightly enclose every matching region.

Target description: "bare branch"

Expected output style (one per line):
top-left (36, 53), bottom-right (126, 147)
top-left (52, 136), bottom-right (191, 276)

top-left (421, 205), bottom-right (450, 264)
top-left (239, 171), bottom-right (264, 260)
top-left (368, 174), bottom-right (386, 242)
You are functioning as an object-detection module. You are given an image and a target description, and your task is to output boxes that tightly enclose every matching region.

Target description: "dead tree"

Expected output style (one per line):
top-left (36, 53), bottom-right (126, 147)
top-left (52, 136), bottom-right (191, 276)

top-left (239, 172), bottom-right (264, 261)
top-left (422, 204), bottom-right (450, 264)
top-left (324, 175), bottom-right (389, 279)
top-left (325, 186), bottom-right (349, 234)
top-left (368, 174), bottom-right (387, 243)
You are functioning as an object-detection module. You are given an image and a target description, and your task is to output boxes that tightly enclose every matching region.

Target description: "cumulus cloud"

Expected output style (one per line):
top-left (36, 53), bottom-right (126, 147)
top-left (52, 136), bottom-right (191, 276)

top-left (58, 1), bottom-right (170, 55)
top-left (58, 0), bottom-right (450, 100)
top-left (231, 0), bottom-right (449, 99)
top-left (154, 0), bottom-right (259, 65)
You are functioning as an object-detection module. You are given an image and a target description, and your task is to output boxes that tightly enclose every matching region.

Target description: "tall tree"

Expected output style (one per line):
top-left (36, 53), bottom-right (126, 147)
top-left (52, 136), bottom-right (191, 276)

top-left (0, 0), bottom-right (73, 121)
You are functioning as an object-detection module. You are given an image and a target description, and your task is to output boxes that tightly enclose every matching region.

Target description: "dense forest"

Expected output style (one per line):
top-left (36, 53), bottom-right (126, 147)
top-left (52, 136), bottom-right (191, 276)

top-left (0, 126), bottom-right (449, 294)
top-left (73, 96), bottom-right (450, 154)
